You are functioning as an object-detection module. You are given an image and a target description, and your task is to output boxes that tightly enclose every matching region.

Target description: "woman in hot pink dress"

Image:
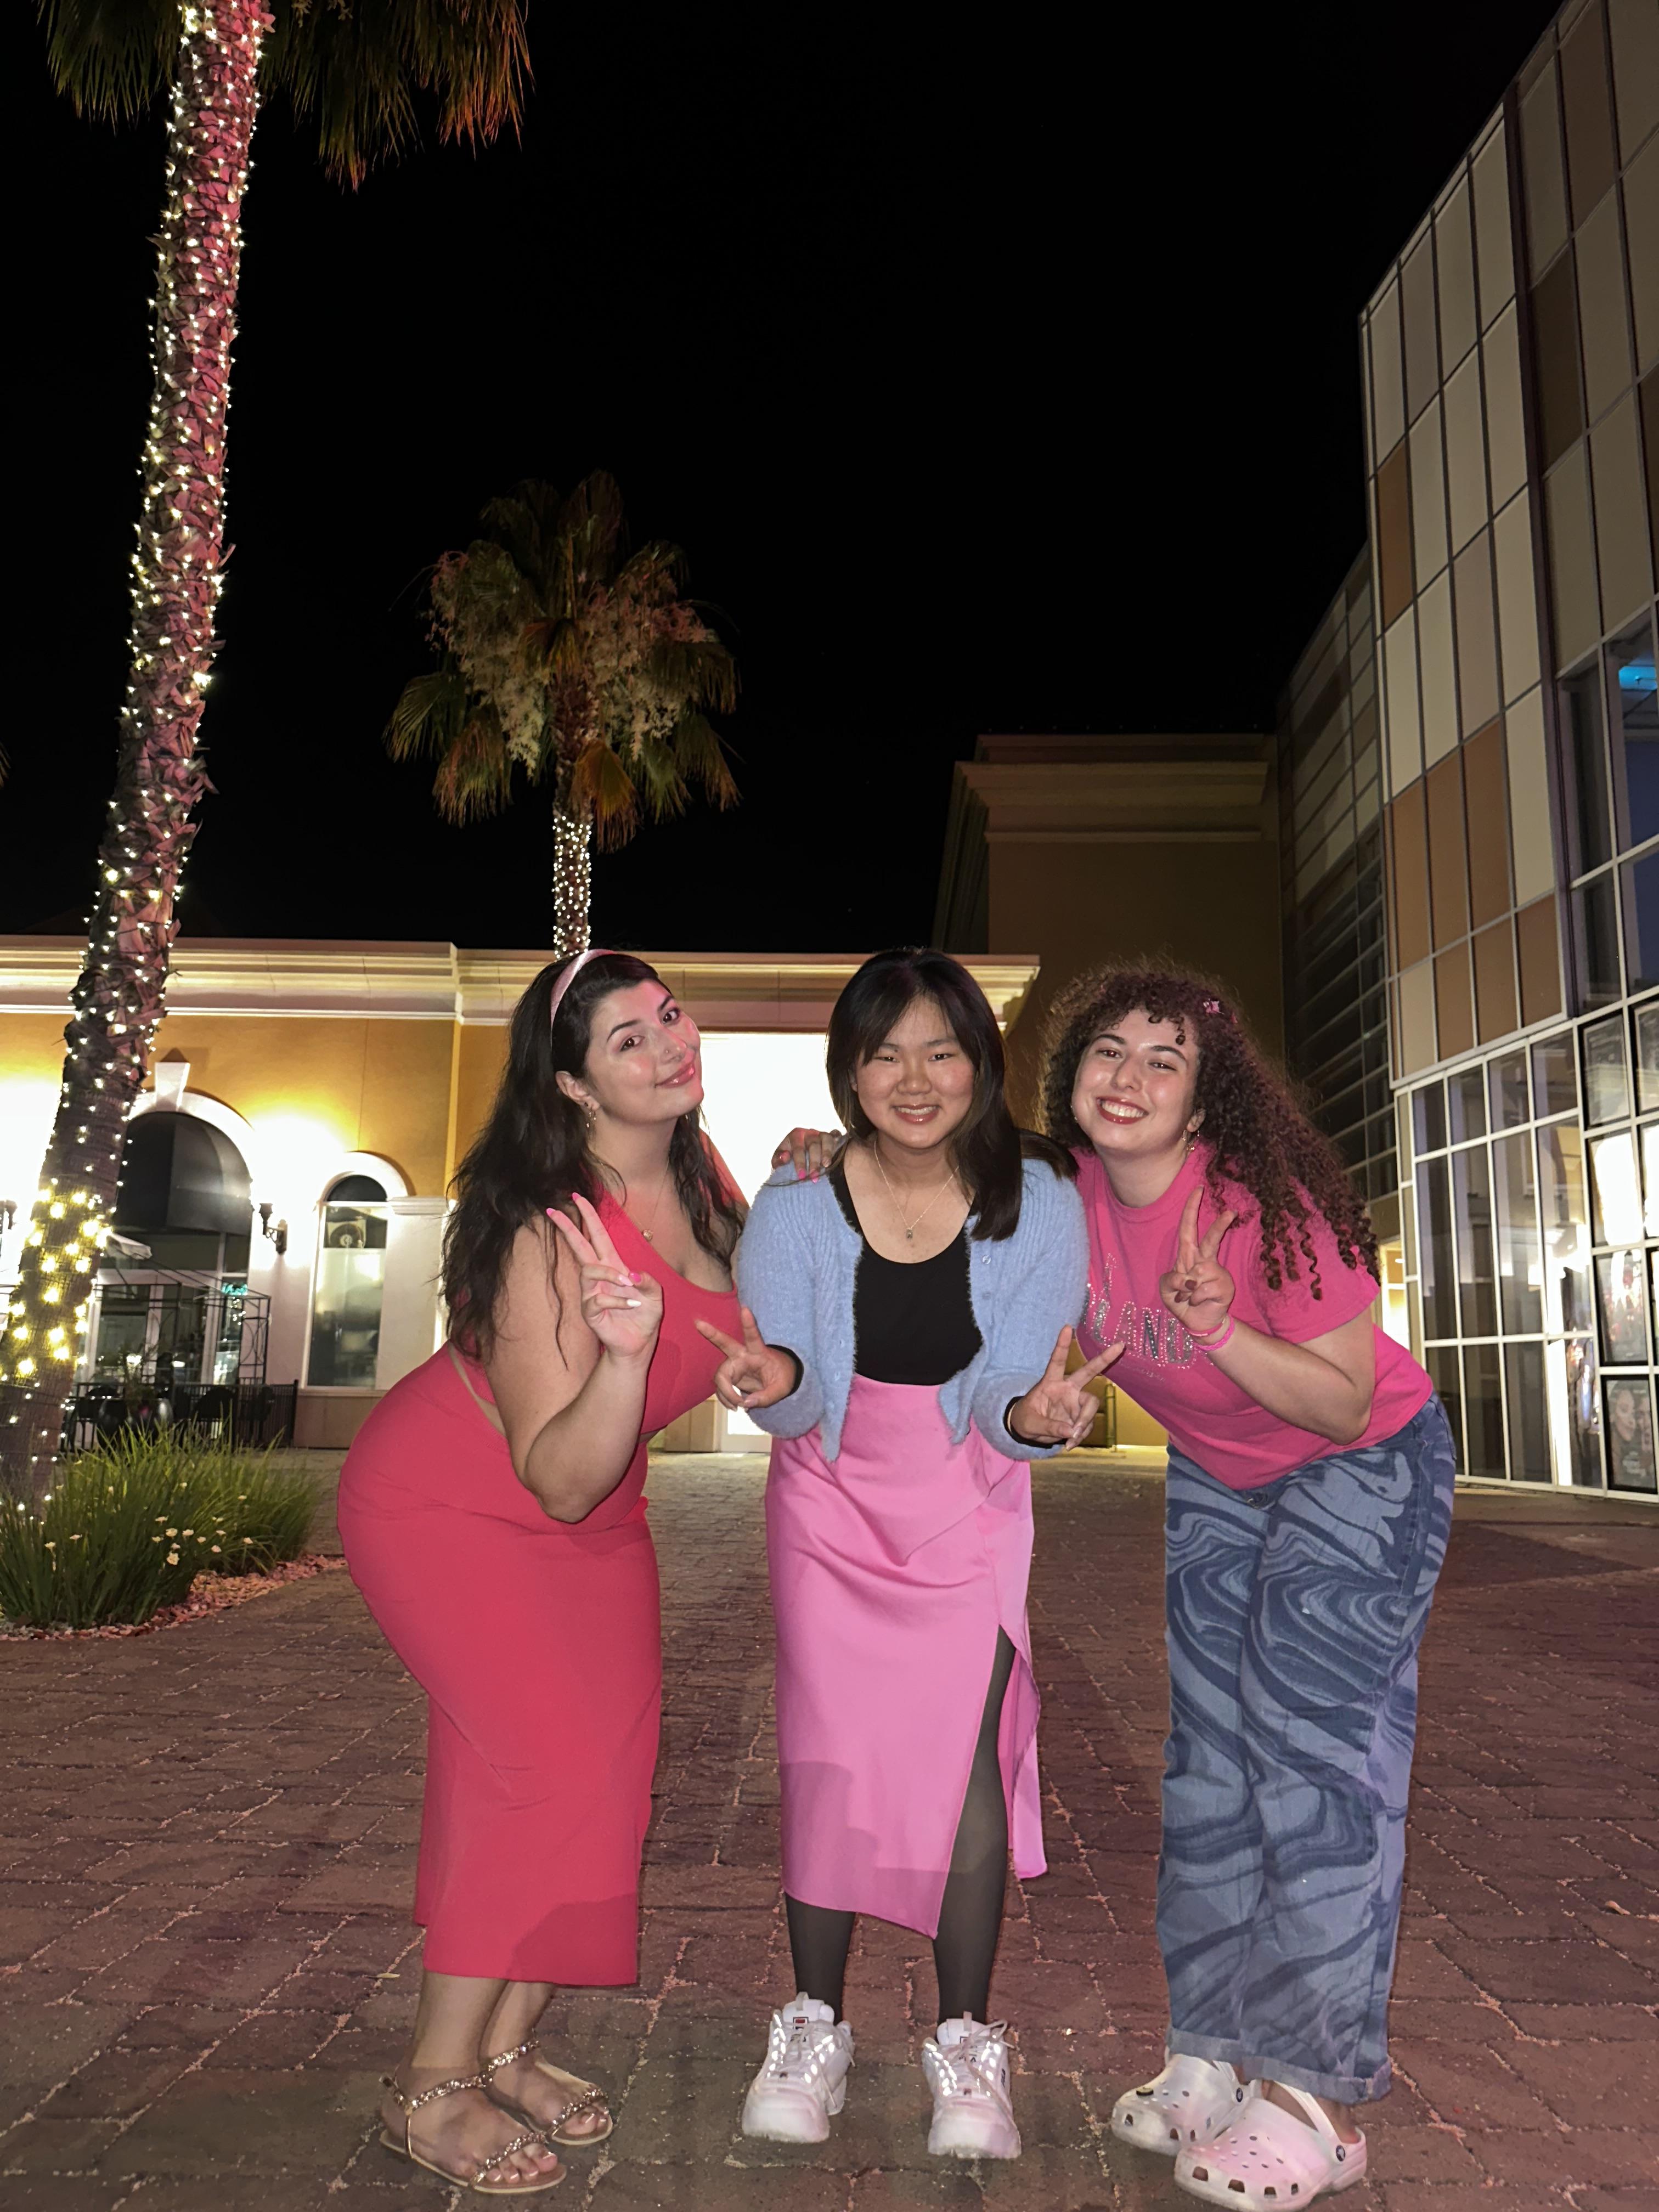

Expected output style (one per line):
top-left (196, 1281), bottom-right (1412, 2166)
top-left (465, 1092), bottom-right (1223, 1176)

top-left (337, 951), bottom-right (741, 2196)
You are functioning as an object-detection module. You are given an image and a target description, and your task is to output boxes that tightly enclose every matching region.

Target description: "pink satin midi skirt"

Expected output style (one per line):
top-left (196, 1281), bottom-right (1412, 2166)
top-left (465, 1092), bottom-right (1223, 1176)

top-left (766, 1374), bottom-right (1045, 1938)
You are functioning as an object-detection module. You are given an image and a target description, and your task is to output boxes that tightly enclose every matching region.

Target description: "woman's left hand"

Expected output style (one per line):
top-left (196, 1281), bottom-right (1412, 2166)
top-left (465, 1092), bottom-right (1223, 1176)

top-left (1159, 1188), bottom-right (1238, 1340)
top-left (1008, 1326), bottom-right (1124, 1448)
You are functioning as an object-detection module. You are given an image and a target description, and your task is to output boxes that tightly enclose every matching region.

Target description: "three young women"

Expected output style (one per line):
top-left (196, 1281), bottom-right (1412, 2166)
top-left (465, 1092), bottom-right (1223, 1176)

top-left (337, 950), bottom-right (743, 2196)
top-left (699, 948), bottom-right (1112, 2160)
top-left (1047, 966), bottom-right (1452, 2210)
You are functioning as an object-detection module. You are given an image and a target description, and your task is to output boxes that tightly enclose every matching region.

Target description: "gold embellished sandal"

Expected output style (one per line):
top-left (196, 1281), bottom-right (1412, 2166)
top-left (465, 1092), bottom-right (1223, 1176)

top-left (379, 2070), bottom-right (564, 2196)
top-left (482, 2039), bottom-right (615, 2146)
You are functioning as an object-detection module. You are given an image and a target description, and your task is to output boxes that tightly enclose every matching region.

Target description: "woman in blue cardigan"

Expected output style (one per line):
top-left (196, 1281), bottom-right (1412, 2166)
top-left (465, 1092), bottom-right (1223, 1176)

top-left (696, 949), bottom-right (1114, 2162)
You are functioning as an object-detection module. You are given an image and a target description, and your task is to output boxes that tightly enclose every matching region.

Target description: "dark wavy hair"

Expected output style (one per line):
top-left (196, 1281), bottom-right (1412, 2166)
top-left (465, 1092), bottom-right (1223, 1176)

top-left (827, 947), bottom-right (1074, 1242)
top-left (1039, 963), bottom-right (1376, 1297)
top-left (444, 951), bottom-right (746, 1358)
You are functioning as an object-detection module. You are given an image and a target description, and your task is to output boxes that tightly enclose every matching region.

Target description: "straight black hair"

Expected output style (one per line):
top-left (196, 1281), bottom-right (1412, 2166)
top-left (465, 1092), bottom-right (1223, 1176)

top-left (825, 947), bottom-right (1073, 1242)
top-left (444, 951), bottom-right (745, 1358)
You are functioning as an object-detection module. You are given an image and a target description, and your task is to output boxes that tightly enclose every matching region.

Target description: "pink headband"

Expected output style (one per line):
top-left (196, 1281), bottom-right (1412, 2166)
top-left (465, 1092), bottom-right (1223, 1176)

top-left (548, 946), bottom-right (618, 1029)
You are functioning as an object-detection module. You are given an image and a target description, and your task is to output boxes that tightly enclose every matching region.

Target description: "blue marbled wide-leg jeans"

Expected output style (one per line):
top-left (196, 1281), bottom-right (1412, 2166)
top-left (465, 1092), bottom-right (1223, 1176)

top-left (1159, 1397), bottom-right (1456, 2103)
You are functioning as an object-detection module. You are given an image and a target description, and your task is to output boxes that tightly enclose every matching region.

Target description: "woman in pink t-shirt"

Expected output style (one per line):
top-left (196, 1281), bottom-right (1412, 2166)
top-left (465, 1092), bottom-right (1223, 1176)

top-left (1045, 964), bottom-right (1452, 2212)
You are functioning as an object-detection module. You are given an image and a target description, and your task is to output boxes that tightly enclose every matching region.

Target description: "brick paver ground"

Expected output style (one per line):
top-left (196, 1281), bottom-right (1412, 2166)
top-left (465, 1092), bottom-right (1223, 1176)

top-left (2, 1454), bottom-right (1656, 2211)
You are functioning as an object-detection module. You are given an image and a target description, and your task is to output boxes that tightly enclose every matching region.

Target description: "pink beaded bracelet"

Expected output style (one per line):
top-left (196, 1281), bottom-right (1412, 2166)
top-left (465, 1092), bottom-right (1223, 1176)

top-left (1191, 1317), bottom-right (1236, 1355)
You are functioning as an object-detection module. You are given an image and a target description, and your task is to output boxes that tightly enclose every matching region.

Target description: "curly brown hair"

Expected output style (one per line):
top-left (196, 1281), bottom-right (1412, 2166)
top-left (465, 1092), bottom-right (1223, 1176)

top-left (1038, 963), bottom-right (1378, 1300)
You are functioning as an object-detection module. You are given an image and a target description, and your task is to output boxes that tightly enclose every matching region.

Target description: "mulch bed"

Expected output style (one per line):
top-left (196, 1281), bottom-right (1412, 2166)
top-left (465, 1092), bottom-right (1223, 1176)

top-left (0, 1553), bottom-right (348, 1640)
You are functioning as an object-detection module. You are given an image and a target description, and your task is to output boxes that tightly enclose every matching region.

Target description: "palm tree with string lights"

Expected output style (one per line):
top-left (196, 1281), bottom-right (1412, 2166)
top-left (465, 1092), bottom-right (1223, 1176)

top-left (387, 470), bottom-right (739, 955)
top-left (1, 1), bottom-right (528, 1484)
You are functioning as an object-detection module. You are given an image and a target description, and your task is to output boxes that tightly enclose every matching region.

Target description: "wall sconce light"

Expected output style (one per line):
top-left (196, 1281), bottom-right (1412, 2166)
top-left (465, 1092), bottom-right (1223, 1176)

top-left (257, 1201), bottom-right (289, 1257)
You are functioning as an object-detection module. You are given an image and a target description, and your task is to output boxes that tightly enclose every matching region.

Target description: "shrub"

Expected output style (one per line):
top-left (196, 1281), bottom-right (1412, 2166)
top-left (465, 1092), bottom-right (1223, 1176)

top-left (0, 1435), bottom-right (318, 1629)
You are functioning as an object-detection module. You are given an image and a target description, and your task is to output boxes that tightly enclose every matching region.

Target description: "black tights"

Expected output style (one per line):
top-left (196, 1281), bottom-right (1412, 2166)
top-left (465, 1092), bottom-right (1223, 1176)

top-left (785, 1629), bottom-right (1016, 2025)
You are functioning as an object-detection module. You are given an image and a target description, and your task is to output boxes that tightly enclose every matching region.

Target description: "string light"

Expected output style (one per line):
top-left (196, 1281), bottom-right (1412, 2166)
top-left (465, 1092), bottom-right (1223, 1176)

top-left (0, 0), bottom-right (270, 1479)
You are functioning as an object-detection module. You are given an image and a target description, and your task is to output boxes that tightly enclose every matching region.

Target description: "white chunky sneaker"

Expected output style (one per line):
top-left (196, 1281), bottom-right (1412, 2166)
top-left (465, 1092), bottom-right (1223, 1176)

top-left (921, 2017), bottom-right (1021, 2160)
top-left (741, 1993), bottom-right (854, 2143)
top-left (1111, 2052), bottom-right (1249, 2155)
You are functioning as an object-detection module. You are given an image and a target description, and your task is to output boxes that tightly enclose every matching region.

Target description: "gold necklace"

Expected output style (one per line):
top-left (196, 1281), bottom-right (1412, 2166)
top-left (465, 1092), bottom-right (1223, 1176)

top-left (598, 1157), bottom-right (673, 1243)
top-left (872, 1144), bottom-right (960, 1243)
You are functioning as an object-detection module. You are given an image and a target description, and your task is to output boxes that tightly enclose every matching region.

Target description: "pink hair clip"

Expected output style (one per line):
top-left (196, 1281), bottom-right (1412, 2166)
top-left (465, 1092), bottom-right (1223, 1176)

top-left (548, 946), bottom-right (617, 1029)
top-left (1201, 997), bottom-right (1237, 1025)
top-left (1201, 997), bottom-right (1222, 1015)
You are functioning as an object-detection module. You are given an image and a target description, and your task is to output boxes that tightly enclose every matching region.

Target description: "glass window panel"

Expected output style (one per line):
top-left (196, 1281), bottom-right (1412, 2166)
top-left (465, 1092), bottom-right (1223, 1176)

top-left (1443, 352), bottom-right (1489, 554)
top-left (1472, 121), bottom-right (1515, 329)
top-left (1532, 251), bottom-right (1585, 469)
top-left (1544, 443), bottom-right (1601, 672)
top-left (1521, 65), bottom-right (1569, 279)
top-left (1592, 399), bottom-right (1656, 633)
top-left (1609, 619), bottom-right (1659, 850)
top-left (1603, 1374), bottom-right (1658, 1491)
top-left (1489, 1048), bottom-right (1530, 1130)
top-left (1596, 1247), bottom-right (1651, 1364)
top-left (1413, 1080), bottom-right (1447, 1154)
top-left (1418, 1155), bottom-right (1457, 1336)
top-left (1448, 1067), bottom-right (1487, 1142)
top-left (1402, 235), bottom-right (1440, 422)
top-left (1504, 1341), bottom-right (1553, 1482)
top-left (1418, 571), bottom-right (1459, 765)
top-left (307, 1205), bottom-right (388, 1390)
top-left (1644, 1120), bottom-right (1659, 1235)
top-left (1370, 283), bottom-right (1405, 461)
top-left (1402, 1178), bottom-right (1419, 1280)
top-left (1494, 1128), bottom-right (1543, 1333)
top-left (1532, 1033), bottom-right (1578, 1116)
top-left (1453, 537), bottom-right (1500, 739)
top-left (1463, 1340), bottom-right (1506, 1476)
top-left (1626, 135), bottom-right (1659, 371)
top-left (1637, 1001), bottom-right (1659, 1111)
top-left (1583, 1011), bottom-right (1631, 1122)
top-left (1410, 399), bottom-right (1449, 585)
top-left (1436, 180), bottom-right (1479, 374)
top-left (1453, 1144), bottom-right (1498, 1336)
top-left (1539, 1120), bottom-right (1595, 1333)
top-left (1621, 848), bottom-right (1659, 992)
top-left (1609, 0), bottom-right (1659, 163)
top-left (1589, 1127), bottom-right (1643, 1242)
top-left (1493, 493), bottom-right (1541, 703)
top-left (1563, 1334), bottom-right (1604, 1485)
top-left (1575, 871), bottom-right (1623, 1006)
top-left (1576, 191), bottom-right (1634, 425)
top-left (1562, 661), bottom-right (1614, 876)
top-left (1426, 1344), bottom-right (1465, 1465)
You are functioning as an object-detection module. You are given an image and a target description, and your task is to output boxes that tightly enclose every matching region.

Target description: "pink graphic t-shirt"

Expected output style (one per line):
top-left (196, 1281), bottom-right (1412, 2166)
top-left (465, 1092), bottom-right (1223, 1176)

top-left (1074, 1143), bottom-right (1431, 1490)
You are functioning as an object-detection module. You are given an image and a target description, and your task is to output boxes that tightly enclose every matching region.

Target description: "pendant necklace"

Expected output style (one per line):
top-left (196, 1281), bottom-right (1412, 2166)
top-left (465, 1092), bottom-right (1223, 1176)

top-left (597, 1157), bottom-right (672, 1243)
top-left (872, 1144), bottom-right (960, 1243)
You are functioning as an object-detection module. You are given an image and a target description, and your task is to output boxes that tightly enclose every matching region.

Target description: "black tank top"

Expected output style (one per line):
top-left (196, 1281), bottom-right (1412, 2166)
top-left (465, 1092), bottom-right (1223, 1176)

top-left (830, 1158), bottom-right (982, 1385)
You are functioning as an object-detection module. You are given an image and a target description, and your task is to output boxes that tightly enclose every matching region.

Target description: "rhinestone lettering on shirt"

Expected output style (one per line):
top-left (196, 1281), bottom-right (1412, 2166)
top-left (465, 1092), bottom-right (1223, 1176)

top-left (1085, 1254), bottom-right (1196, 1369)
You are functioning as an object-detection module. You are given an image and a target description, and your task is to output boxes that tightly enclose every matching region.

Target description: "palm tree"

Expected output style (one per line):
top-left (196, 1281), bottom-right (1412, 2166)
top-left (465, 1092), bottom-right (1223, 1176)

top-left (1, 1), bottom-right (528, 1483)
top-left (387, 471), bottom-right (739, 954)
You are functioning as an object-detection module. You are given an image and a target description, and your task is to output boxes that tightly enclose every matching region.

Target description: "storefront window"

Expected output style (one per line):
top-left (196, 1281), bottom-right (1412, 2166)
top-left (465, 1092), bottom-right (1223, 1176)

top-left (1452, 1147), bottom-right (1498, 1335)
top-left (308, 1183), bottom-right (390, 1389)
top-left (1602, 1375), bottom-right (1658, 1492)
top-left (1493, 1130), bottom-right (1542, 1333)
top-left (1588, 1128), bottom-right (1642, 1243)
top-left (1463, 1341), bottom-right (1505, 1477)
top-left (1538, 1120), bottom-right (1593, 1334)
top-left (1417, 1156), bottom-right (1457, 1338)
top-left (1582, 1013), bottom-right (1629, 1122)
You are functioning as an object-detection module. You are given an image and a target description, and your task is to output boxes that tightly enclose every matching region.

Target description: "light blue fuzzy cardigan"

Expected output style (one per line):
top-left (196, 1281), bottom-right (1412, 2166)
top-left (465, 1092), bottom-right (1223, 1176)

top-left (734, 1156), bottom-right (1089, 1463)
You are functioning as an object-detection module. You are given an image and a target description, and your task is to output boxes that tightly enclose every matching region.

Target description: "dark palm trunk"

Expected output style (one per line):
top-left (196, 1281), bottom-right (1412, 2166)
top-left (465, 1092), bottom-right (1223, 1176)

top-left (0, 0), bottom-right (269, 1484)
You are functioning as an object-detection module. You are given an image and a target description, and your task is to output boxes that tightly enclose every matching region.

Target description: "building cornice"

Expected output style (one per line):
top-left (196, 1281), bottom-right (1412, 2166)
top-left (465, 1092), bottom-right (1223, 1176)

top-left (0, 940), bottom-right (1041, 1036)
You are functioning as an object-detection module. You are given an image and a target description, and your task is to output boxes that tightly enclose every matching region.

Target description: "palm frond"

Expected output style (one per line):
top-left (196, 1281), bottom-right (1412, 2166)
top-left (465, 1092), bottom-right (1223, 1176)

top-left (616, 539), bottom-right (689, 596)
top-left (384, 666), bottom-right (467, 761)
top-left (649, 636), bottom-right (739, 715)
top-left (35, 0), bottom-right (179, 121)
top-left (431, 712), bottom-right (515, 825)
top-left (632, 739), bottom-right (690, 823)
top-left (672, 712), bottom-right (740, 809)
top-left (478, 481), bottom-right (561, 598)
top-left (568, 742), bottom-right (640, 850)
top-left (555, 472), bottom-right (627, 594)
top-left (264, 0), bottom-right (528, 188)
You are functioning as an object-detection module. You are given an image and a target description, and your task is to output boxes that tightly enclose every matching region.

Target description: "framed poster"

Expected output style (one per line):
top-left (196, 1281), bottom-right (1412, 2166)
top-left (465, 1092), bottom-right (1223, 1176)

top-left (1602, 1375), bottom-right (1658, 1493)
top-left (1595, 1248), bottom-right (1650, 1365)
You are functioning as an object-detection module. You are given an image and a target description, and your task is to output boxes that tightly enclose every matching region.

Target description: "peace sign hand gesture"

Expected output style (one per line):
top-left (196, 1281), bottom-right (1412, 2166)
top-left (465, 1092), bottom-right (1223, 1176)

top-left (694, 1308), bottom-right (799, 1412)
top-left (546, 1192), bottom-right (664, 1365)
top-left (1159, 1188), bottom-right (1238, 1342)
top-left (1007, 1325), bottom-right (1124, 1450)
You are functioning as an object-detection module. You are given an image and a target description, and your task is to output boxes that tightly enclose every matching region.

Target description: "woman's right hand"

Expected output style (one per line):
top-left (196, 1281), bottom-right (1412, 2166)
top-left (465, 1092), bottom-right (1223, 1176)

top-left (546, 1193), bottom-right (663, 1365)
top-left (695, 1307), bottom-right (799, 1410)
top-left (770, 1126), bottom-right (842, 1179)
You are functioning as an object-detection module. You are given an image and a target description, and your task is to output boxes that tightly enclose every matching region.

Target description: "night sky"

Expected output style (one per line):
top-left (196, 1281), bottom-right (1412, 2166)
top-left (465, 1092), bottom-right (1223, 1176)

top-left (7, 1), bottom-right (1561, 957)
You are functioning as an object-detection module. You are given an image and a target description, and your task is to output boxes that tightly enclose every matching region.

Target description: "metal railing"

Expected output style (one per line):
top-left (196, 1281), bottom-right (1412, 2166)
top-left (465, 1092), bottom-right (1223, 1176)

top-left (62, 1380), bottom-right (297, 1453)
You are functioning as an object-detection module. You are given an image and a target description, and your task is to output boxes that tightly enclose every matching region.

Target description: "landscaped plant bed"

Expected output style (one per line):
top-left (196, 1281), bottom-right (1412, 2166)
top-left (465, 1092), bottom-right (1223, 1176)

top-left (1, 1553), bottom-right (348, 1639)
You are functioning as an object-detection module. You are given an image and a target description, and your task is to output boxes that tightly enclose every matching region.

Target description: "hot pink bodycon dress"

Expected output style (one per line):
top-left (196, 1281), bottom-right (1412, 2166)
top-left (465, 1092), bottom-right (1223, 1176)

top-left (336, 1199), bottom-right (738, 1985)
